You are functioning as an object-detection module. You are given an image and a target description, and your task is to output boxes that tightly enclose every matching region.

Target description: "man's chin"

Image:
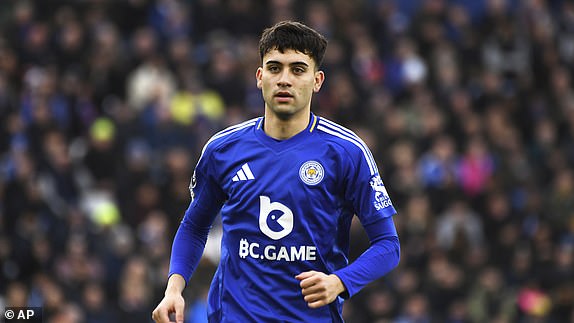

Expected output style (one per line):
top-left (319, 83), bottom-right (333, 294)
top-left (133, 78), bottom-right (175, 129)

top-left (270, 106), bottom-right (297, 120)
top-left (275, 111), bottom-right (294, 120)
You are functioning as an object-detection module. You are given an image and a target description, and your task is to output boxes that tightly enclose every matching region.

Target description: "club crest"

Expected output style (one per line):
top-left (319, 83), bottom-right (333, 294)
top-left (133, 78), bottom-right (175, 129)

top-left (299, 161), bottom-right (324, 185)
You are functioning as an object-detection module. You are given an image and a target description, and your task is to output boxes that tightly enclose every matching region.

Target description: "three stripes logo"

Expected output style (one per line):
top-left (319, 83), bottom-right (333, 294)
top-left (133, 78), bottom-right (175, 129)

top-left (232, 163), bottom-right (255, 182)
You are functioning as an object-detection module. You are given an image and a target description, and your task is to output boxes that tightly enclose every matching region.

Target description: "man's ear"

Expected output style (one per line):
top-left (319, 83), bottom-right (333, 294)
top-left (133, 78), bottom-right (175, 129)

top-left (256, 67), bottom-right (263, 89)
top-left (313, 71), bottom-right (325, 93)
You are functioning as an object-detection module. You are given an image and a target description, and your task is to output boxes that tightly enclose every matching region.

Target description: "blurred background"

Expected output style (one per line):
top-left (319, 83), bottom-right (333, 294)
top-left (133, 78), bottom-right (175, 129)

top-left (0, 0), bottom-right (573, 322)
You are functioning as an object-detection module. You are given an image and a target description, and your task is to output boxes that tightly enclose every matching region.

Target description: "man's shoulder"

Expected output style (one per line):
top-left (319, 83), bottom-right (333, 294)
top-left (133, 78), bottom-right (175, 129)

top-left (314, 116), bottom-right (370, 151)
top-left (202, 117), bottom-right (260, 152)
top-left (314, 116), bottom-right (378, 173)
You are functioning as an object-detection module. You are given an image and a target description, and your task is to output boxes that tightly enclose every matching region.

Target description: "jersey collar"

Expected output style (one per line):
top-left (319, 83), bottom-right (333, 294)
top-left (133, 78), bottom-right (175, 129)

top-left (255, 113), bottom-right (318, 151)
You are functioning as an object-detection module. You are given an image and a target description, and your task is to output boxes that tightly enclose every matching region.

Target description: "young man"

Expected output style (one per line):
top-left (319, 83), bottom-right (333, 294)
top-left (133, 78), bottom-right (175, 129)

top-left (152, 21), bottom-right (400, 323)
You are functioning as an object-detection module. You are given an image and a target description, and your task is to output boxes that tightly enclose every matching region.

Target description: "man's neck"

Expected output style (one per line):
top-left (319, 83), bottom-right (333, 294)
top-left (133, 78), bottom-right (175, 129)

top-left (263, 109), bottom-right (310, 140)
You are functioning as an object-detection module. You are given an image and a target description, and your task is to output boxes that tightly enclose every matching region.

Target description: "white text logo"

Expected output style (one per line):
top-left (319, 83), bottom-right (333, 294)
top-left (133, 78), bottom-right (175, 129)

top-left (370, 175), bottom-right (393, 210)
top-left (189, 171), bottom-right (196, 200)
top-left (239, 239), bottom-right (317, 261)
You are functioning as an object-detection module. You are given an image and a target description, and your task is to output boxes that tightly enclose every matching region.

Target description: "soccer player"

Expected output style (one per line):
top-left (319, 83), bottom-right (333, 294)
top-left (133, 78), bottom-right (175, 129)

top-left (152, 21), bottom-right (400, 323)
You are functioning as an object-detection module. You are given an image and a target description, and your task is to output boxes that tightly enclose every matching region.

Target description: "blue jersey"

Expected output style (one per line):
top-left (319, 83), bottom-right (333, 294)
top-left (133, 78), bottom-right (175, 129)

top-left (171, 114), bottom-right (398, 322)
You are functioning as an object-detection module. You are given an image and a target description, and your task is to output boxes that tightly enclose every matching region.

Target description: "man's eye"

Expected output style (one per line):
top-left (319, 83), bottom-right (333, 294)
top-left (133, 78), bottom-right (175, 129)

top-left (293, 67), bottom-right (305, 74)
top-left (268, 66), bottom-right (280, 72)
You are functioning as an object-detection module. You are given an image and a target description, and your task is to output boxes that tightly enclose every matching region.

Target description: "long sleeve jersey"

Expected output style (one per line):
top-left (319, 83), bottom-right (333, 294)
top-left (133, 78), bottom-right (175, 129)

top-left (170, 114), bottom-right (400, 322)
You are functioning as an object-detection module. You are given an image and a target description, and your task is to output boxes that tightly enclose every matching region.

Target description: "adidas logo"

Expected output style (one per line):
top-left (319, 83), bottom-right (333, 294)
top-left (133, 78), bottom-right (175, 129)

top-left (232, 163), bottom-right (255, 182)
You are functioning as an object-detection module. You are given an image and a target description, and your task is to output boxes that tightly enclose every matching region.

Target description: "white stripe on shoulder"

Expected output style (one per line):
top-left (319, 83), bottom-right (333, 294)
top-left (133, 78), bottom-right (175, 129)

top-left (317, 119), bottom-right (376, 175)
top-left (212, 117), bottom-right (260, 139)
top-left (198, 118), bottom-right (259, 162)
top-left (316, 125), bottom-right (375, 175)
top-left (318, 118), bottom-right (378, 170)
top-left (318, 119), bottom-right (377, 161)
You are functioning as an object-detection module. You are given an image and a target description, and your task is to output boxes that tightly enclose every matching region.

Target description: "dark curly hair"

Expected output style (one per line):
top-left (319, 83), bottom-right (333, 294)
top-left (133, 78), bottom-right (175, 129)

top-left (258, 21), bottom-right (328, 69)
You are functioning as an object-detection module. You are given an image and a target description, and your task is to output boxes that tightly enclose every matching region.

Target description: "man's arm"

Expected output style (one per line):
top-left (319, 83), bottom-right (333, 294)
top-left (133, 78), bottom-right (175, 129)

top-left (168, 214), bottom-right (213, 281)
top-left (153, 139), bottom-right (225, 323)
top-left (333, 216), bottom-right (400, 298)
top-left (167, 140), bottom-right (225, 281)
top-left (152, 211), bottom-right (214, 323)
top-left (296, 216), bottom-right (399, 306)
top-left (334, 138), bottom-right (400, 298)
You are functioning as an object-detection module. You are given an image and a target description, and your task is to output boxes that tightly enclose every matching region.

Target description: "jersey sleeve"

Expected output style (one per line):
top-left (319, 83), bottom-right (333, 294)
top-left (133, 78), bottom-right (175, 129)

top-left (334, 141), bottom-right (400, 297)
top-left (334, 216), bottom-right (400, 297)
top-left (169, 141), bottom-right (226, 282)
top-left (186, 143), bottom-right (226, 223)
top-left (344, 144), bottom-right (397, 225)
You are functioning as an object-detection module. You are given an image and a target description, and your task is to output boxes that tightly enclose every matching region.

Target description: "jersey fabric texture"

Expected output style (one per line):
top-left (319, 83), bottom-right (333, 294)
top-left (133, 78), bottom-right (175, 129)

top-left (170, 114), bottom-right (399, 322)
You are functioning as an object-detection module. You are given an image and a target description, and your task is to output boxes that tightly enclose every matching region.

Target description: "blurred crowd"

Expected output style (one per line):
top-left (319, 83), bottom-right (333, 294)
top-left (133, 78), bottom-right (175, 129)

top-left (0, 0), bottom-right (573, 322)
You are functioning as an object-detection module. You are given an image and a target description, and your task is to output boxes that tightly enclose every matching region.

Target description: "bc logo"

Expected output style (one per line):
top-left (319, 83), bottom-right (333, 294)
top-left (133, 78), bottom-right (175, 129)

top-left (259, 196), bottom-right (294, 240)
top-left (299, 161), bottom-right (324, 185)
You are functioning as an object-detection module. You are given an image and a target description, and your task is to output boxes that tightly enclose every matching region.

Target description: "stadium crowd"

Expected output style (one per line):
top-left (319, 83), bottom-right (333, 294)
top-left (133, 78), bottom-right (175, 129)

top-left (0, 0), bottom-right (573, 322)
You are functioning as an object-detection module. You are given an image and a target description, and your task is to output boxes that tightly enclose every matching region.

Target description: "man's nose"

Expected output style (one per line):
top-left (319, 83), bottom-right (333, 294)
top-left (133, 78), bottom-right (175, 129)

top-left (277, 69), bottom-right (292, 87)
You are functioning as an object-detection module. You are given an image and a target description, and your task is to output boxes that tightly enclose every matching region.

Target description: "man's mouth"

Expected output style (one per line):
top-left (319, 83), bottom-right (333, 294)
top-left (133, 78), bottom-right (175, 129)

top-left (274, 91), bottom-right (293, 102)
top-left (275, 91), bottom-right (293, 98)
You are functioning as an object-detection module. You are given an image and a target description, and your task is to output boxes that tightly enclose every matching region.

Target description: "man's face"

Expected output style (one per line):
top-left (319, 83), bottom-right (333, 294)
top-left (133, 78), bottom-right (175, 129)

top-left (256, 49), bottom-right (325, 120)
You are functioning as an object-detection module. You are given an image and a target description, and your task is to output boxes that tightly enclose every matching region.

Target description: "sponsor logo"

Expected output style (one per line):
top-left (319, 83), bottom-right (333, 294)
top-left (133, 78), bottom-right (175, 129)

top-left (239, 238), bottom-right (317, 261)
top-left (232, 163), bottom-right (255, 182)
top-left (238, 196), bottom-right (317, 262)
top-left (370, 175), bottom-right (393, 210)
top-left (189, 171), bottom-right (196, 200)
top-left (299, 161), bottom-right (324, 185)
top-left (259, 196), bottom-right (293, 240)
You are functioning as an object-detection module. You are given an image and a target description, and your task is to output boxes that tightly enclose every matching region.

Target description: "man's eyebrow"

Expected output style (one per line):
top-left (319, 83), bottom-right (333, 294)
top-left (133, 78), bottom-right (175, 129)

top-left (265, 60), bottom-right (310, 67)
